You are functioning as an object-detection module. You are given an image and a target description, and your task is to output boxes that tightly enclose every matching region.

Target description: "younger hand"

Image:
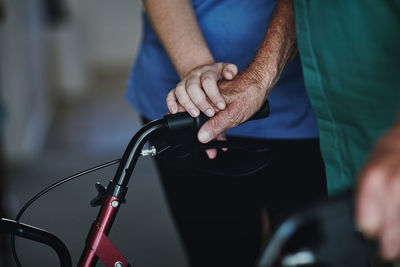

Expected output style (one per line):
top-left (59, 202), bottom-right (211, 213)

top-left (166, 62), bottom-right (237, 159)
top-left (166, 62), bottom-right (238, 117)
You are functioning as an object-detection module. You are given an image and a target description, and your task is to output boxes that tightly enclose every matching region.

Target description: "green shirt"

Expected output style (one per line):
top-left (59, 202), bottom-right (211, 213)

top-left (293, 0), bottom-right (400, 195)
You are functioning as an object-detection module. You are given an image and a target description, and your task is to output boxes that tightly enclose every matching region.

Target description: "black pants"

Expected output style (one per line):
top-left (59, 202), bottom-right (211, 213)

top-left (143, 118), bottom-right (327, 267)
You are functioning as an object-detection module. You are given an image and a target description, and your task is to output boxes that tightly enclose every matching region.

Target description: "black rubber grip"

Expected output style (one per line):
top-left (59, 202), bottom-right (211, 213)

top-left (164, 100), bottom-right (270, 131)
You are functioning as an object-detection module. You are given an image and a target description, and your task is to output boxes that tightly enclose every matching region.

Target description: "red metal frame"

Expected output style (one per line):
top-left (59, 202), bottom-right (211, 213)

top-left (79, 195), bottom-right (129, 267)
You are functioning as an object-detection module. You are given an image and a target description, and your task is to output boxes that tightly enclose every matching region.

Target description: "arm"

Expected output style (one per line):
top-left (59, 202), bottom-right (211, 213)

top-left (143, 0), bottom-right (213, 79)
top-left (144, 0), bottom-right (237, 118)
top-left (193, 0), bottom-right (297, 143)
top-left (144, 0), bottom-right (237, 158)
top-left (356, 117), bottom-right (400, 260)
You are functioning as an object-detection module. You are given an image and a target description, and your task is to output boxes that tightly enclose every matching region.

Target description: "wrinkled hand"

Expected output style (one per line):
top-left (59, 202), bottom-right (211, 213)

top-left (356, 121), bottom-right (400, 260)
top-left (166, 62), bottom-right (238, 117)
top-left (197, 69), bottom-right (269, 144)
top-left (166, 62), bottom-right (238, 159)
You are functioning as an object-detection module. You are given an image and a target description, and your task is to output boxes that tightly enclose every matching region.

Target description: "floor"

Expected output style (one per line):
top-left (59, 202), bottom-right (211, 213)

top-left (2, 74), bottom-right (188, 267)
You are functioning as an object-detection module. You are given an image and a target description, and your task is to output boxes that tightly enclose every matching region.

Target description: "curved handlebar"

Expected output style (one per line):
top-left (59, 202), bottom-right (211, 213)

top-left (113, 100), bottom-right (270, 188)
top-left (1, 218), bottom-right (72, 267)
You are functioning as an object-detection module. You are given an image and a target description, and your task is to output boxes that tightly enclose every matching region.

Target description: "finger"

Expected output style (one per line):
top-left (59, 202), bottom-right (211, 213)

top-left (216, 132), bottom-right (228, 151)
top-left (356, 167), bottom-right (387, 236)
top-left (186, 75), bottom-right (215, 117)
top-left (222, 63), bottom-right (238, 80)
top-left (380, 172), bottom-right (400, 260)
top-left (205, 149), bottom-right (217, 159)
top-left (201, 71), bottom-right (226, 110)
top-left (177, 104), bottom-right (186, 113)
top-left (175, 81), bottom-right (200, 117)
top-left (207, 98), bottom-right (221, 113)
top-left (166, 89), bottom-right (179, 114)
top-left (198, 105), bottom-right (244, 143)
top-left (166, 103), bottom-right (190, 115)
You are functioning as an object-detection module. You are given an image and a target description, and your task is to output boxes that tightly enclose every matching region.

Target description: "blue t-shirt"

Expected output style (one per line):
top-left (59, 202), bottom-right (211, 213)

top-left (127, 0), bottom-right (318, 139)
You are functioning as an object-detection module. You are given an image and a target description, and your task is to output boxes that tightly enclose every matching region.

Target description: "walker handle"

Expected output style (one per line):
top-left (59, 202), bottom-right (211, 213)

top-left (164, 100), bottom-right (270, 131)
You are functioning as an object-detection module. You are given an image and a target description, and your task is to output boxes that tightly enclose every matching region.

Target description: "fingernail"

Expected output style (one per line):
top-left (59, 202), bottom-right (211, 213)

top-left (217, 102), bottom-right (225, 110)
top-left (190, 108), bottom-right (199, 117)
top-left (205, 108), bottom-right (214, 117)
top-left (225, 71), bottom-right (233, 79)
top-left (171, 105), bottom-right (178, 114)
top-left (198, 130), bottom-right (210, 143)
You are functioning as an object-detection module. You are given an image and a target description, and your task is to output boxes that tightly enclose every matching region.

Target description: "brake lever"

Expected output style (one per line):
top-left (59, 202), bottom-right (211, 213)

top-left (199, 140), bottom-right (270, 153)
top-left (149, 138), bottom-right (271, 157)
top-left (144, 100), bottom-right (271, 157)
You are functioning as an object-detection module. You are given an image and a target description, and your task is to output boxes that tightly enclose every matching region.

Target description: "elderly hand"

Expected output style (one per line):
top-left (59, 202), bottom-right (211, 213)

top-left (196, 67), bottom-right (269, 144)
top-left (356, 121), bottom-right (400, 260)
top-left (166, 62), bottom-right (238, 117)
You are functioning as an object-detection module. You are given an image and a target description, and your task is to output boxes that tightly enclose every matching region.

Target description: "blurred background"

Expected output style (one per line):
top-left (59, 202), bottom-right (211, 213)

top-left (0, 0), bottom-right (187, 266)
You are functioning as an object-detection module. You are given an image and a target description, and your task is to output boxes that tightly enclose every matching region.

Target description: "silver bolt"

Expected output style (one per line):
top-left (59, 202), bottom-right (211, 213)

top-left (140, 146), bottom-right (157, 156)
top-left (111, 200), bottom-right (119, 208)
top-left (114, 261), bottom-right (123, 267)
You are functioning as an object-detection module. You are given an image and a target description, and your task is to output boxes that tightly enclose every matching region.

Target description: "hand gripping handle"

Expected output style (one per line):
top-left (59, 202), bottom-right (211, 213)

top-left (164, 100), bottom-right (270, 131)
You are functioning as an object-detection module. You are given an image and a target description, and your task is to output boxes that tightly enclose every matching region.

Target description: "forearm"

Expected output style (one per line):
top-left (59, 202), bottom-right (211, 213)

top-left (183, 0), bottom-right (298, 143)
top-left (246, 0), bottom-right (297, 94)
top-left (143, 0), bottom-right (214, 78)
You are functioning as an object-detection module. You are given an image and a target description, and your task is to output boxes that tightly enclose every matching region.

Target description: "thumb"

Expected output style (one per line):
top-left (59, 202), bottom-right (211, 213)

top-left (222, 63), bottom-right (238, 80)
top-left (197, 108), bottom-right (243, 143)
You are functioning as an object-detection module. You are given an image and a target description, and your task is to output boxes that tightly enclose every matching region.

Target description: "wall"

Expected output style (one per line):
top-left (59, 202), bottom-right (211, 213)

top-left (0, 0), bottom-right (142, 162)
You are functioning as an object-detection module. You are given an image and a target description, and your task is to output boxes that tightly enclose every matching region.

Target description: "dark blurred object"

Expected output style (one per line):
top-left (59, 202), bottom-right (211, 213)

top-left (0, 0), bottom-right (5, 24)
top-left (0, 144), bottom-right (11, 267)
top-left (258, 191), bottom-right (376, 267)
top-left (43, 0), bottom-right (69, 27)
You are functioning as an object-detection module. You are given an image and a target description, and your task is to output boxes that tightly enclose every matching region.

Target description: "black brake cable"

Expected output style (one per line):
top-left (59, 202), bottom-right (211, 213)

top-left (11, 158), bottom-right (121, 267)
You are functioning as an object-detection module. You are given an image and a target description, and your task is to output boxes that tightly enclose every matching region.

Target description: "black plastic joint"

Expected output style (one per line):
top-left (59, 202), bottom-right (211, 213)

top-left (107, 181), bottom-right (128, 202)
